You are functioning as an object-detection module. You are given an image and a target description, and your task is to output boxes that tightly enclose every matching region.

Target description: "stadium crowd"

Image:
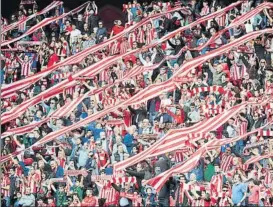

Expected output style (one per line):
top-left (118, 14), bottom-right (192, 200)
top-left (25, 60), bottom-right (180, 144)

top-left (1, 0), bottom-right (273, 206)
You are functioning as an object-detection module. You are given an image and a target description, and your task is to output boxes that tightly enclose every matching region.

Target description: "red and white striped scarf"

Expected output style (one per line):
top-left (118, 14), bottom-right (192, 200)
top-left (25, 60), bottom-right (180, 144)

top-left (220, 153), bottom-right (233, 172)
top-left (111, 176), bottom-right (137, 185)
top-left (145, 28), bottom-right (156, 45)
top-left (234, 119), bottom-right (248, 136)
top-left (99, 182), bottom-right (119, 206)
top-left (18, 15), bottom-right (27, 31)
top-left (109, 42), bottom-right (120, 55)
top-left (2, 4), bottom-right (265, 163)
top-left (203, 104), bottom-right (224, 117)
top-left (53, 94), bottom-right (88, 118)
top-left (128, 32), bottom-right (137, 48)
top-left (63, 86), bottom-right (75, 98)
top-left (258, 130), bottom-right (273, 137)
top-left (174, 148), bottom-right (193, 162)
top-left (200, 6), bottom-right (210, 16)
top-left (137, 28), bottom-right (146, 44)
top-left (99, 68), bottom-right (109, 82)
top-left (216, 14), bottom-right (226, 27)
top-left (1, 2), bottom-right (242, 100)
top-left (210, 174), bottom-right (223, 193)
top-left (17, 59), bottom-right (33, 77)
top-left (218, 196), bottom-right (231, 207)
top-left (174, 183), bottom-right (193, 204)
top-left (194, 2), bottom-right (272, 52)
top-left (243, 153), bottom-right (273, 171)
top-left (2, 1), bottom-right (63, 34)
top-left (115, 103), bottom-right (266, 172)
top-left (1, 1), bottom-right (89, 46)
top-left (165, 12), bottom-right (172, 19)
top-left (103, 96), bottom-right (116, 108)
top-left (120, 40), bottom-right (130, 54)
top-left (191, 86), bottom-right (225, 95)
top-left (145, 119), bottom-right (271, 192)
top-left (52, 72), bottom-right (69, 81)
top-left (1, 175), bottom-right (10, 197)
top-left (230, 64), bottom-right (247, 81)
top-left (27, 173), bottom-right (40, 193)
top-left (264, 170), bottom-right (272, 186)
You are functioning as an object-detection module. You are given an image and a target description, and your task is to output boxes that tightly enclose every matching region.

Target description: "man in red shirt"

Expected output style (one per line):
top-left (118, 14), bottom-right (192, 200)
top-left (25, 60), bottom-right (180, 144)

top-left (94, 141), bottom-right (110, 171)
top-left (47, 48), bottom-right (59, 67)
top-left (81, 188), bottom-right (98, 206)
top-left (110, 20), bottom-right (124, 37)
top-left (248, 179), bottom-right (260, 206)
top-left (64, 20), bottom-right (72, 33)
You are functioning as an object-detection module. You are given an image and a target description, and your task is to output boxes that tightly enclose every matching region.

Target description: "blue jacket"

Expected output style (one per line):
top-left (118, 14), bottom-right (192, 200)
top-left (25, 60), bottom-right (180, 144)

top-left (55, 166), bottom-right (64, 178)
top-left (123, 133), bottom-right (134, 154)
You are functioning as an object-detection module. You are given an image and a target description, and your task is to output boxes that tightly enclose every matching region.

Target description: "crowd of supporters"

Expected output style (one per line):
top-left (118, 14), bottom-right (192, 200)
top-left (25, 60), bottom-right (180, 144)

top-left (1, 0), bottom-right (273, 206)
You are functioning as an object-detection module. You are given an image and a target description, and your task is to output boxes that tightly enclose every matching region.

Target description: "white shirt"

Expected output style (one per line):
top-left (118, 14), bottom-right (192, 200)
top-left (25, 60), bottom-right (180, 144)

top-left (70, 29), bottom-right (81, 44)
top-left (161, 98), bottom-right (172, 107)
top-left (227, 125), bottom-right (236, 138)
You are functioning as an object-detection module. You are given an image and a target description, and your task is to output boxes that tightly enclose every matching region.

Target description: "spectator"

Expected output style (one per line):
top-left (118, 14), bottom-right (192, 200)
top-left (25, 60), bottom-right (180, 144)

top-left (1, 1), bottom-right (273, 206)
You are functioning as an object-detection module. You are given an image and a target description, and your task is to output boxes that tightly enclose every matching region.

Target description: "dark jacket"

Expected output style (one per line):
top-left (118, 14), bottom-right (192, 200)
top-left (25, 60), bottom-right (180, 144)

top-left (147, 97), bottom-right (161, 113)
top-left (126, 161), bottom-right (152, 191)
top-left (96, 27), bottom-right (108, 39)
top-left (75, 20), bottom-right (84, 32)
top-left (246, 116), bottom-right (265, 131)
top-left (128, 106), bottom-right (148, 125)
top-left (88, 15), bottom-right (99, 31)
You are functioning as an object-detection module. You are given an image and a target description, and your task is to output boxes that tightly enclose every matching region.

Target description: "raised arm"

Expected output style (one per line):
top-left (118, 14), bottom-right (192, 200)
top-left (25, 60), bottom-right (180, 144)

top-left (92, 1), bottom-right (98, 15)
top-left (138, 52), bottom-right (147, 65)
top-left (151, 49), bottom-right (157, 63)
